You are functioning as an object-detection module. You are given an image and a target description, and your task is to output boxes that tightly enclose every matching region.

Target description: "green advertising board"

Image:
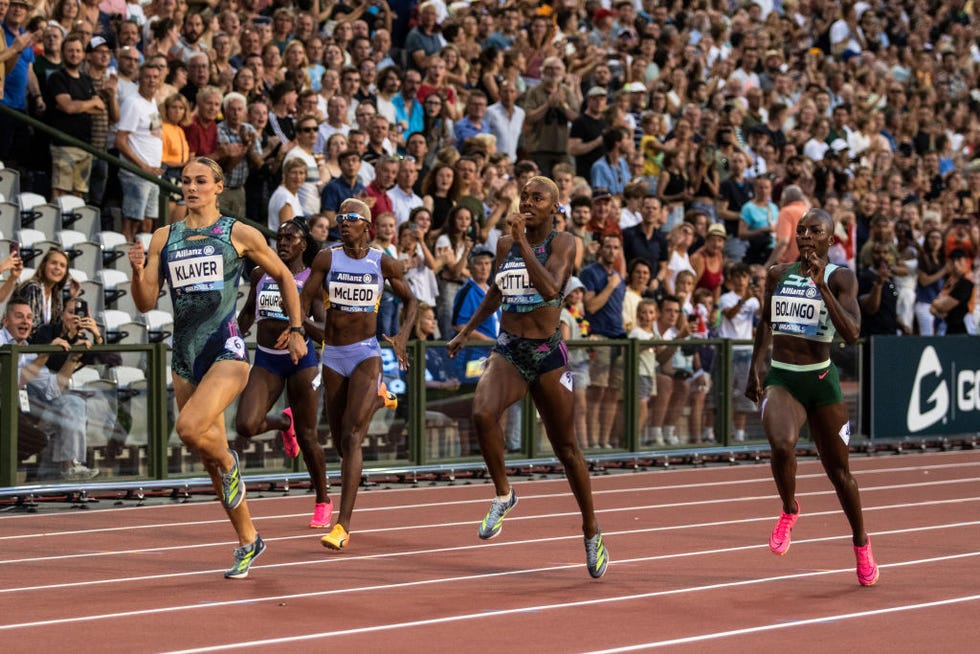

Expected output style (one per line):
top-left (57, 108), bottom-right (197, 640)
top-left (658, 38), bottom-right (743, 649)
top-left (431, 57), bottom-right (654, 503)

top-left (872, 336), bottom-right (980, 439)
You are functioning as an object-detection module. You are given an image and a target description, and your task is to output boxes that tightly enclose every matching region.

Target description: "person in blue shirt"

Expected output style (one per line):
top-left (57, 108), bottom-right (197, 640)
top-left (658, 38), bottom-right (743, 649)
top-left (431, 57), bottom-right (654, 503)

top-left (590, 128), bottom-right (632, 196)
top-left (320, 149), bottom-right (366, 238)
top-left (453, 90), bottom-right (490, 148)
top-left (451, 245), bottom-right (499, 382)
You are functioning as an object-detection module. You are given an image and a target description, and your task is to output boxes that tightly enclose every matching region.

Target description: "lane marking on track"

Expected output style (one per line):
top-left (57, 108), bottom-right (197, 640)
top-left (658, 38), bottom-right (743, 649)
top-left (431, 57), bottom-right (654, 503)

top-left (148, 560), bottom-right (980, 653)
top-left (2, 489), bottom-right (979, 569)
top-left (0, 454), bottom-right (977, 524)
top-left (584, 594), bottom-right (980, 652)
top-left (0, 519), bottom-right (978, 606)
top-left (1, 468), bottom-right (978, 543)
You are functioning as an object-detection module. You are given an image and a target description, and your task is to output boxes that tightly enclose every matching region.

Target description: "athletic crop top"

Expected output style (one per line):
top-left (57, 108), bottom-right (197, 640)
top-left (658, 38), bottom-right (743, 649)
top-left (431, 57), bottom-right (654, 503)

top-left (770, 261), bottom-right (839, 343)
top-left (495, 230), bottom-right (563, 313)
top-left (323, 245), bottom-right (384, 313)
top-left (255, 268), bottom-right (310, 322)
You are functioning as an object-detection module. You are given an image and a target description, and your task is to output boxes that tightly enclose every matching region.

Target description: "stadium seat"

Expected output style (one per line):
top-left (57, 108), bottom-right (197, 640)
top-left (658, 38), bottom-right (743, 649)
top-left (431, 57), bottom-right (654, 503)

top-left (0, 202), bottom-right (20, 246)
top-left (19, 194), bottom-right (59, 235)
top-left (98, 268), bottom-right (137, 315)
top-left (78, 277), bottom-right (105, 318)
top-left (142, 309), bottom-right (173, 344)
top-left (97, 231), bottom-right (128, 268)
top-left (0, 167), bottom-right (20, 199)
top-left (15, 228), bottom-right (59, 265)
top-left (59, 230), bottom-right (102, 279)
top-left (108, 365), bottom-right (148, 446)
top-left (101, 309), bottom-right (147, 368)
top-left (59, 196), bottom-right (101, 238)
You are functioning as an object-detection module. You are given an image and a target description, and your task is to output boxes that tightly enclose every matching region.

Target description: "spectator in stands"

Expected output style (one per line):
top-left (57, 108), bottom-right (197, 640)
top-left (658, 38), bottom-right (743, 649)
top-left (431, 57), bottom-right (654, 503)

top-left (0, 298), bottom-right (90, 475)
top-left (523, 56), bottom-right (578, 177)
top-left (267, 157), bottom-right (306, 232)
top-left (0, 249), bottom-right (23, 303)
top-left (405, 1), bottom-right (446, 73)
top-left (184, 84), bottom-right (220, 160)
top-left (83, 34), bottom-right (119, 210)
top-left (487, 80), bottom-right (527, 161)
top-left (648, 294), bottom-right (692, 446)
top-left (569, 86), bottom-right (609, 179)
top-left (623, 194), bottom-right (668, 289)
top-left (392, 67), bottom-right (423, 139)
top-left (31, 295), bottom-right (108, 479)
top-left (387, 156), bottom-right (423, 227)
top-left (433, 204), bottom-right (474, 340)
top-left (372, 211), bottom-right (400, 337)
top-left (768, 185), bottom-right (807, 267)
top-left (453, 90), bottom-right (489, 148)
top-left (591, 127), bottom-right (631, 197)
top-left (319, 148), bottom-right (365, 222)
top-left (581, 233), bottom-right (627, 449)
top-left (365, 155), bottom-right (397, 224)
top-left (451, 244), bottom-right (499, 383)
top-left (282, 113), bottom-right (328, 217)
top-left (740, 175), bottom-right (778, 266)
top-left (716, 150), bottom-right (752, 260)
top-left (115, 62), bottom-right (164, 241)
top-left (719, 263), bottom-right (762, 443)
top-left (931, 249), bottom-right (975, 336)
top-left (215, 91), bottom-right (262, 218)
top-left (398, 214), bottom-right (438, 308)
top-left (0, 0), bottom-right (43, 170)
top-left (915, 228), bottom-right (946, 336)
top-left (46, 32), bottom-right (102, 200)
top-left (15, 246), bottom-right (79, 337)
top-left (559, 276), bottom-right (591, 450)
top-left (691, 223), bottom-right (727, 301)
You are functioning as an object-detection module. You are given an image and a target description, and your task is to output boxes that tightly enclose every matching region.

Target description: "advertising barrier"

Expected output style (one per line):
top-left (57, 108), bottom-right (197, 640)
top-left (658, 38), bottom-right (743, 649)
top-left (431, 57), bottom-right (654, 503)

top-left (872, 336), bottom-right (980, 439)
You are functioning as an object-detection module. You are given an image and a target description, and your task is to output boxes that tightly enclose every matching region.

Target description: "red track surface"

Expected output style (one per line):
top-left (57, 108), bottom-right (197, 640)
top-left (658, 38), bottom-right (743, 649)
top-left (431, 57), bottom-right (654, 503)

top-left (2, 450), bottom-right (980, 653)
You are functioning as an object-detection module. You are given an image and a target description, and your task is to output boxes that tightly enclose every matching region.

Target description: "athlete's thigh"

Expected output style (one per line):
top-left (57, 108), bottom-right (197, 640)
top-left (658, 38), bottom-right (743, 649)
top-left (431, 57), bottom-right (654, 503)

top-left (807, 401), bottom-right (852, 468)
top-left (472, 353), bottom-right (529, 419)
top-left (238, 365), bottom-right (287, 422)
top-left (762, 385), bottom-right (807, 446)
top-left (285, 366), bottom-right (321, 427)
top-left (174, 361), bottom-right (248, 426)
top-left (342, 356), bottom-right (384, 431)
top-left (529, 367), bottom-right (575, 443)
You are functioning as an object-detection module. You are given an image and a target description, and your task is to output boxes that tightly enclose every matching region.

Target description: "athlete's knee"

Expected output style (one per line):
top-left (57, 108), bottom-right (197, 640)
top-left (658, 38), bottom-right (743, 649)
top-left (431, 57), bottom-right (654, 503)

top-left (472, 405), bottom-right (499, 433)
top-left (235, 413), bottom-right (261, 439)
top-left (552, 438), bottom-right (581, 465)
top-left (175, 412), bottom-right (207, 447)
top-left (769, 436), bottom-right (797, 459)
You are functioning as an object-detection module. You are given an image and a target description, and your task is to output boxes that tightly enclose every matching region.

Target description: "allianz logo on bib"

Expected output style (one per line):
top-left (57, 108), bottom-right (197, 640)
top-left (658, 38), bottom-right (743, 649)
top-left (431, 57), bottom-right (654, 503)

top-left (906, 346), bottom-right (980, 433)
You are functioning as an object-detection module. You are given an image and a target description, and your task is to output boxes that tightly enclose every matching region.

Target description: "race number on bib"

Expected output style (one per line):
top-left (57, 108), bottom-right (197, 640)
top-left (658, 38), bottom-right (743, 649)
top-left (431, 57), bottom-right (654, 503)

top-left (772, 296), bottom-right (822, 337)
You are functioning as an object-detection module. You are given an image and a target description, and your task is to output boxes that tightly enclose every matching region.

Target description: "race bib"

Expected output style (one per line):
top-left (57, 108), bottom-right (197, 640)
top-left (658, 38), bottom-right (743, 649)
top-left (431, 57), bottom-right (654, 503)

top-left (256, 284), bottom-right (286, 321)
top-left (168, 247), bottom-right (224, 295)
top-left (328, 271), bottom-right (380, 312)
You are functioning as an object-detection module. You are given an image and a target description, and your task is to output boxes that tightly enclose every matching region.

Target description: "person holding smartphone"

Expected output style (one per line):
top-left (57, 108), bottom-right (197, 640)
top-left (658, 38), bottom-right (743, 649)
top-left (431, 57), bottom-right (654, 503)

top-left (0, 245), bottom-right (24, 304)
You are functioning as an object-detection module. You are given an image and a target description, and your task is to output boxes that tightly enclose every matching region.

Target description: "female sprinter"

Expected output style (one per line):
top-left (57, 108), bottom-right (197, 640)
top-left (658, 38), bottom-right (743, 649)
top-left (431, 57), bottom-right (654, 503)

top-left (300, 198), bottom-right (418, 550)
top-left (235, 219), bottom-right (331, 528)
top-left (129, 157), bottom-right (308, 579)
top-left (745, 208), bottom-right (879, 586)
top-left (447, 176), bottom-right (608, 579)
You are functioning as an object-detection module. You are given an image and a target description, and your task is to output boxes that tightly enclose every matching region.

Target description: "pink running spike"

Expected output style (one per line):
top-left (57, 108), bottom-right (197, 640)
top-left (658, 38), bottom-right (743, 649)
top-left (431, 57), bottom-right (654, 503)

top-left (769, 500), bottom-right (800, 555)
top-left (281, 408), bottom-right (299, 458)
top-left (309, 500), bottom-right (333, 529)
top-left (854, 536), bottom-right (880, 586)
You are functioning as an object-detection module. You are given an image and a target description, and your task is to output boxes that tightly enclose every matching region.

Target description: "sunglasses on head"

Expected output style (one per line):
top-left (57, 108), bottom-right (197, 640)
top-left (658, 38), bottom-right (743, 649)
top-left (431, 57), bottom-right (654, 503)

top-left (336, 212), bottom-right (368, 224)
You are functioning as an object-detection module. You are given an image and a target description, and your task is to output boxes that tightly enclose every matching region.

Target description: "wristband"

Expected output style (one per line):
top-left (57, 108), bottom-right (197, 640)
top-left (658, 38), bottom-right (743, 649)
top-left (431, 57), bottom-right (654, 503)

top-left (289, 326), bottom-right (304, 334)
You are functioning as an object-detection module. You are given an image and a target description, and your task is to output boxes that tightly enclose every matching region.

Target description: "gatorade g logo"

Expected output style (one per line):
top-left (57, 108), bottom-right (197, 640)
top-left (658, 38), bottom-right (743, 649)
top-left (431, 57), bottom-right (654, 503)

top-left (906, 346), bottom-right (948, 433)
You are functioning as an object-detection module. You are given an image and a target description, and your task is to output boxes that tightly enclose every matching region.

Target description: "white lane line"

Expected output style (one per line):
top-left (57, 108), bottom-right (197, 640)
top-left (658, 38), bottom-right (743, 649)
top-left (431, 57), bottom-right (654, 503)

top-left (0, 454), bottom-right (976, 525)
top-left (585, 594), bottom-right (980, 652)
top-left (1, 518), bottom-right (978, 600)
top-left (2, 486), bottom-right (979, 569)
top-left (2, 469), bottom-right (977, 543)
top-left (0, 545), bottom-right (980, 637)
top-left (143, 553), bottom-right (980, 653)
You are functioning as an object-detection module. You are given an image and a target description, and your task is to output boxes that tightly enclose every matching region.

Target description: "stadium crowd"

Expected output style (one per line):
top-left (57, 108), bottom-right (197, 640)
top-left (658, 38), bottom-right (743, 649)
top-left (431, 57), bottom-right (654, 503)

top-left (1, 0), bottom-right (978, 454)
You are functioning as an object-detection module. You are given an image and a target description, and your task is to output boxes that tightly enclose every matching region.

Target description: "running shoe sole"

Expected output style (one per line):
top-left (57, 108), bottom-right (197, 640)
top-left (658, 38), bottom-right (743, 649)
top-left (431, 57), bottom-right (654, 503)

top-left (321, 524), bottom-right (349, 550)
top-left (220, 449), bottom-right (245, 511)
top-left (379, 381), bottom-right (397, 410)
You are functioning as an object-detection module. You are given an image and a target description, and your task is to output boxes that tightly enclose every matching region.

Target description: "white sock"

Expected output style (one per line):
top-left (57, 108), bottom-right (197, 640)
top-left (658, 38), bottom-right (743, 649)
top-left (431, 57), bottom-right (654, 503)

top-left (651, 426), bottom-right (663, 441)
top-left (735, 429), bottom-right (746, 440)
top-left (496, 492), bottom-right (512, 503)
top-left (664, 425), bottom-right (676, 439)
top-left (703, 427), bottom-right (715, 440)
